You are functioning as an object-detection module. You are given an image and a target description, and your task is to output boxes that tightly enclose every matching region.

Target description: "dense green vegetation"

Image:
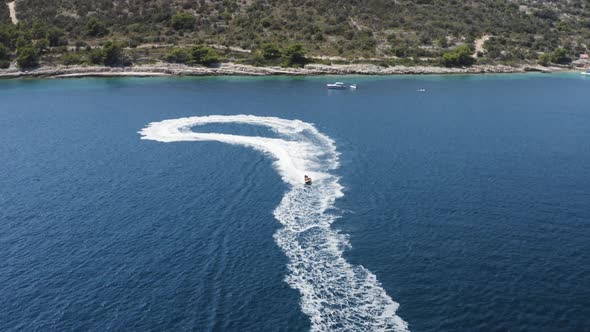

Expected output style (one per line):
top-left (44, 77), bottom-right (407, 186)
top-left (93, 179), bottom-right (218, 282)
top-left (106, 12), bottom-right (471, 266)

top-left (1, 0), bottom-right (589, 69)
top-left (538, 47), bottom-right (572, 66)
top-left (0, 42), bottom-right (10, 68)
top-left (171, 12), bottom-right (196, 31)
top-left (249, 42), bottom-right (308, 67)
top-left (0, 6), bottom-right (8, 24)
top-left (442, 45), bottom-right (475, 67)
top-left (164, 45), bottom-right (220, 66)
top-left (85, 17), bottom-right (108, 37)
top-left (16, 45), bottom-right (39, 68)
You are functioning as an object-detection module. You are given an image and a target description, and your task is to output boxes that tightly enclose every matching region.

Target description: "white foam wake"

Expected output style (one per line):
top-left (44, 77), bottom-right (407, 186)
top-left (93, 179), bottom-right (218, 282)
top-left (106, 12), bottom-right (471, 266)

top-left (139, 115), bottom-right (409, 331)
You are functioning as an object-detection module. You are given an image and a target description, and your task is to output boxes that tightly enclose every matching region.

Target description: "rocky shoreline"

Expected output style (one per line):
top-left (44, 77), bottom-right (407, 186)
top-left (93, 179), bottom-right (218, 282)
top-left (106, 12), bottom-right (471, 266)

top-left (0, 62), bottom-right (573, 79)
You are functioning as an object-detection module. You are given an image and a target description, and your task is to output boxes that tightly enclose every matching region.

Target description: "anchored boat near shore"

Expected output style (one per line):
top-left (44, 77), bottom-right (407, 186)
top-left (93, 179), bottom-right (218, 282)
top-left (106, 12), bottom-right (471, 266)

top-left (326, 82), bottom-right (346, 89)
top-left (326, 82), bottom-right (358, 89)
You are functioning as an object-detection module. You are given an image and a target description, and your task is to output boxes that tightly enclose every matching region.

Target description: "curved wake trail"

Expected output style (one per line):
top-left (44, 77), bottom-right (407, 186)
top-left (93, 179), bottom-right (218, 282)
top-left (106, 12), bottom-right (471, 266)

top-left (139, 115), bottom-right (408, 331)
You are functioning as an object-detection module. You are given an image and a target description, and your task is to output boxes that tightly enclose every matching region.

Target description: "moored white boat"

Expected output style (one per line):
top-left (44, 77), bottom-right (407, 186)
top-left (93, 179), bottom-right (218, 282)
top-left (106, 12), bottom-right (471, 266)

top-left (582, 70), bottom-right (590, 75)
top-left (326, 82), bottom-right (346, 89)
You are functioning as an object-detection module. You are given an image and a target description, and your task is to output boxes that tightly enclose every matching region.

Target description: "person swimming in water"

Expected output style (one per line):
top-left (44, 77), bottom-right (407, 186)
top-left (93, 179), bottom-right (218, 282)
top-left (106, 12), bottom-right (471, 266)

top-left (304, 175), bottom-right (312, 185)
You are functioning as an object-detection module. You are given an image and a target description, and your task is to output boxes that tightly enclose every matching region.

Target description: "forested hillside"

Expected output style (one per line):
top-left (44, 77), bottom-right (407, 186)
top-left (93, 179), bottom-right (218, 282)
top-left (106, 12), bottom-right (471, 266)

top-left (1, 0), bottom-right (590, 69)
top-left (0, 2), bottom-right (9, 24)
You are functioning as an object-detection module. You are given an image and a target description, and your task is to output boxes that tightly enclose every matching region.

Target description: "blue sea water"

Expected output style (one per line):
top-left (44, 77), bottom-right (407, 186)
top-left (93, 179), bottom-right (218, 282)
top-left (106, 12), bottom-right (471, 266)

top-left (1, 74), bottom-right (589, 331)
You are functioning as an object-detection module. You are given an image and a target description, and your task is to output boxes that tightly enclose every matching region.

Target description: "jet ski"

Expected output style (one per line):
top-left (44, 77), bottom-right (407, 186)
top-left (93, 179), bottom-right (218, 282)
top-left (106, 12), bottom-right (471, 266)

top-left (304, 175), bottom-right (312, 185)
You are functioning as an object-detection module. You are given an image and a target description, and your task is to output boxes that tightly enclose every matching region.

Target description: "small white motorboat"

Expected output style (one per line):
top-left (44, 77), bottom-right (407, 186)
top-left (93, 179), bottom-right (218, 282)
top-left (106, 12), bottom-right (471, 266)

top-left (349, 84), bottom-right (358, 89)
top-left (582, 70), bottom-right (590, 75)
top-left (326, 82), bottom-right (346, 89)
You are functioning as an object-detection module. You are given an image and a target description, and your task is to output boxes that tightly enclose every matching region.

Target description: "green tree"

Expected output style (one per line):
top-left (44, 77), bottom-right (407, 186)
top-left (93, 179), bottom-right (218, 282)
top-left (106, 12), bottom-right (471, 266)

top-left (47, 28), bottom-right (66, 47)
top-left (102, 41), bottom-right (125, 66)
top-left (0, 24), bottom-right (19, 50)
top-left (15, 36), bottom-right (30, 50)
top-left (60, 53), bottom-right (84, 65)
top-left (164, 47), bottom-right (191, 63)
top-left (31, 21), bottom-right (48, 39)
top-left (261, 42), bottom-right (281, 59)
top-left (0, 43), bottom-right (9, 69)
top-left (189, 45), bottom-right (219, 66)
top-left (17, 46), bottom-right (39, 69)
top-left (281, 43), bottom-right (307, 67)
top-left (550, 48), bottom-right (571, 64)
top-left (442, 45), bottom-right (475, 67)
top-left (200, 51), bottom-right (220, 66)
top-left (85, 17), bottom-right (108, 37)
top-left (171, 12), bottom-right (196, 31)
top-left (0, 42), bottom-right (8, 60)
top-left (250, 52), bottom-right (265, 66)
top-left (189, 45), bottom-right (209, 62)
top-left (538, 52), bottom-right (552, 66)
top-left (88, 48), bottom-right (105, 65)
top-left (438, 37), bottom-right (448, 48)
top-left (34, 38), bottom-right (50, 54)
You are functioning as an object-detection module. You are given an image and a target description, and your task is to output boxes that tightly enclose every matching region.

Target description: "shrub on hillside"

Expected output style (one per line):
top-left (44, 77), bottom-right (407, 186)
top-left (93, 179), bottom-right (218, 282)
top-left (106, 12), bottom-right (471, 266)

top-left (88, 48), bottom-right (105, 65)
top-left (550, 48), bottom-right (571, 64)
top-left (164, 47), bottom-right (191, 63)
top-left (0, 42), bottom-right (9, 68)
top-left (102, 41), bottom-right (126, 66)
top-left (189, 45), bottom-right (220, 66)
top-left (442, 45), bottom-right (475, 67)
top-left (85, 17), bottom-right (108, 37)
top-left (538, 48), bottom-right (572, 66)
top-left (34, 38), bottom-right (50, 54)
top-left (0, 24), bottom-right (19, 50)
top-left (85, 41), bottom-right (128, 66)
top-left (60, 53), bottom-right (84, 65)
top-left (163, 45), bottom-right (220, 66)
top-left (171, 13), bottom-right (195, 31)
top-left (47, 28), bottom-right (66, 47)
top-left (281, 43), bottom-right (307, 67)
top-left (0, 42), bottom-right (8, 60)
top-left (261, 42), bottom-right (281, 59)
top-left (17, 46), bottom-right (39, 69)
top-left (538, 53), bottom-right (552, 66)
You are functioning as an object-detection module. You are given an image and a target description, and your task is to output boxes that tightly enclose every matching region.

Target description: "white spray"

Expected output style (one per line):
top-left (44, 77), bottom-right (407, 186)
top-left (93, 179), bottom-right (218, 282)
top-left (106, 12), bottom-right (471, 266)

top-left (139, 115), bottom-right (408, 331)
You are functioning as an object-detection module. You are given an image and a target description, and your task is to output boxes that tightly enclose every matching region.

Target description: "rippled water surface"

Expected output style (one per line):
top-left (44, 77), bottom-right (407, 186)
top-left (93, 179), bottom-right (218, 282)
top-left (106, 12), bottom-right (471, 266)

top-left (1, 74), bottom-right (589, 331)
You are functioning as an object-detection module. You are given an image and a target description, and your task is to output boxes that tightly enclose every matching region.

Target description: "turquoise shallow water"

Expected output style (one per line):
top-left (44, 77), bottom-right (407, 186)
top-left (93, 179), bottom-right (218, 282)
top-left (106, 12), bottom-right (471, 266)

top-left (1, 73), bottom-right (589, 331)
